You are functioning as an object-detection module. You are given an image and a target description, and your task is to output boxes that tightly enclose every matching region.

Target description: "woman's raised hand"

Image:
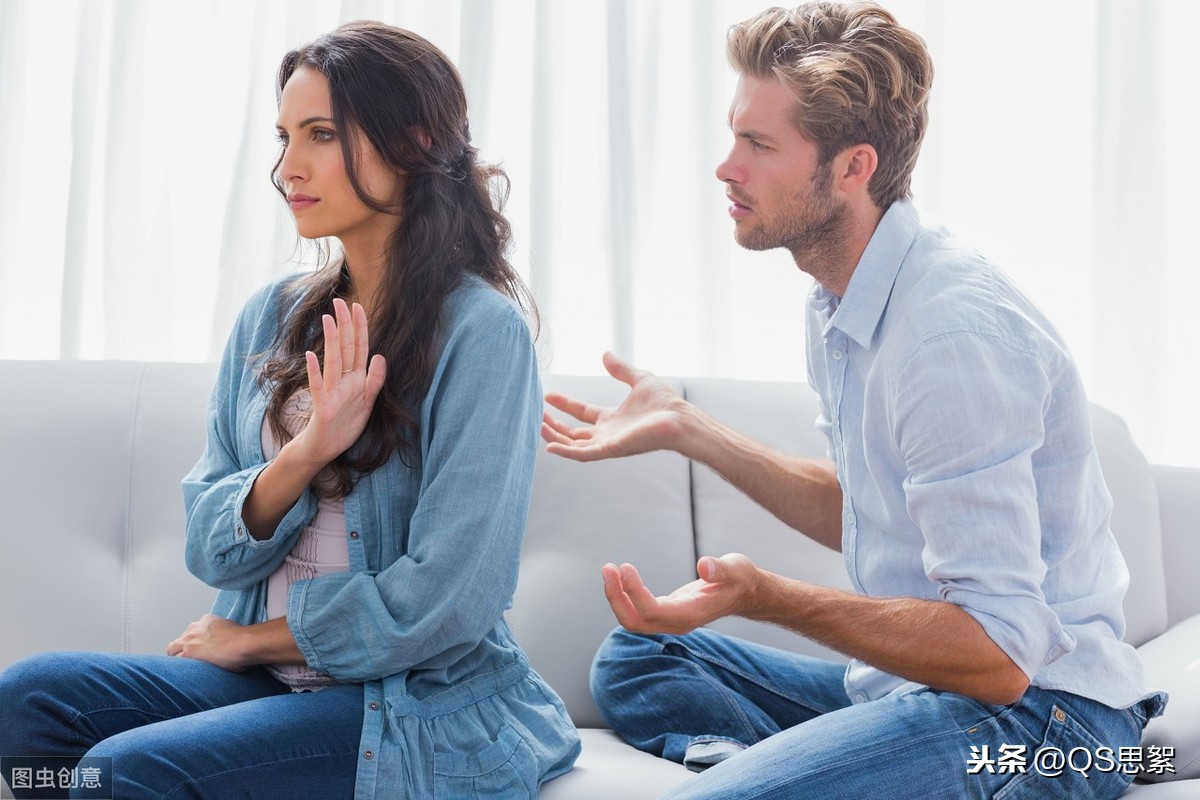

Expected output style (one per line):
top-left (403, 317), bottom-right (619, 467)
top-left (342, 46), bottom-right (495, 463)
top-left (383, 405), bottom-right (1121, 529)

top-left (294, 298), bottom-right (387, 467)
top-left (541, 351), bottom-right (688, 462)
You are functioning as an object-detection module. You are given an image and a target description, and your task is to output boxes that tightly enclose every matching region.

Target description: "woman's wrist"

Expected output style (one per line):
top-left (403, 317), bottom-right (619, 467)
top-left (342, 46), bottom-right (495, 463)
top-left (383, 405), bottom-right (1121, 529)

top-left (278, 433), bottom-right (331, 479)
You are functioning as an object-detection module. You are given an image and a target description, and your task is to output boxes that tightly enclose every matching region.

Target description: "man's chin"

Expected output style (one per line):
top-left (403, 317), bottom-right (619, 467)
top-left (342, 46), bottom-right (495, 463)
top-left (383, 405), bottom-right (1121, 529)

top-left (733, 226), bottom-right (778, 252)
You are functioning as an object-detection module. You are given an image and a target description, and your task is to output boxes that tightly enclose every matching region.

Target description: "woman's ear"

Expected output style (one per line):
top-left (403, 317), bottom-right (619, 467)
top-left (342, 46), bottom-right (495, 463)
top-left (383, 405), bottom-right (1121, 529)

top-left (412, 128), bottom-right (432, 150)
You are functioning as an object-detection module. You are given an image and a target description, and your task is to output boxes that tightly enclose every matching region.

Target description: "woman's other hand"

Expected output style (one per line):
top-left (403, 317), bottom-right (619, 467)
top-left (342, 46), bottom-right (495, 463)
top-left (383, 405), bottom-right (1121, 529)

top-left (168, 615), bottom-right (306, 672)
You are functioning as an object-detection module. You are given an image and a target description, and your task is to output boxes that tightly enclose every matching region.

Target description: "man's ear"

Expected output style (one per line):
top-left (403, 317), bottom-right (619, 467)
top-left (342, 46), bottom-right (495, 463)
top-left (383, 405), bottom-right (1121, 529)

top-left (834, 143), bottom-right (878, 195)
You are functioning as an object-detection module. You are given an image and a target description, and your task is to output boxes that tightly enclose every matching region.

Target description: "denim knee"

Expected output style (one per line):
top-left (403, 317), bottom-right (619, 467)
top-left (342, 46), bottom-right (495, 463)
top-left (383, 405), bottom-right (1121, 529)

top-left (589, 628), bottom-right (665, 709)
top-left (0, 652), bottom-right (84, 755)
top-left (81, 735), bottom-right (168, 800)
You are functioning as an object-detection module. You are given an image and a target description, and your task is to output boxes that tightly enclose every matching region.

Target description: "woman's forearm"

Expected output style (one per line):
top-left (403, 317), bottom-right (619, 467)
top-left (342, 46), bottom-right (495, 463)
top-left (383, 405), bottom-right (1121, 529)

top-left (241, 439), bottom-right (326, 540)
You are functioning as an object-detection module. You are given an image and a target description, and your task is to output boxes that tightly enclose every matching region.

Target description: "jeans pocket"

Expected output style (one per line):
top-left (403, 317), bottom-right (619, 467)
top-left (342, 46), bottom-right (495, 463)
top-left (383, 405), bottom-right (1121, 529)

top-left (432, 723), bottom-right (537, 799)
top-left (991, 703), bottom-right (1133, 800)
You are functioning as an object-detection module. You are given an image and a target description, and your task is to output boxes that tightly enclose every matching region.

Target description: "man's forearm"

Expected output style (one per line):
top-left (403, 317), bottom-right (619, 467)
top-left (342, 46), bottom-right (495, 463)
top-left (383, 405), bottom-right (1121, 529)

top-left (677, 403), bottom-right (844, 550)
top-left (746, 570), bottom-right (1030, 705)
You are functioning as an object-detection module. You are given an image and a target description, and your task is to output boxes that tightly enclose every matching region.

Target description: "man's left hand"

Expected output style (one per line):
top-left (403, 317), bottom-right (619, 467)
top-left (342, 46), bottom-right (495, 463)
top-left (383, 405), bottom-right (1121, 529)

top-left (602, 553), bottom-right (762, 635)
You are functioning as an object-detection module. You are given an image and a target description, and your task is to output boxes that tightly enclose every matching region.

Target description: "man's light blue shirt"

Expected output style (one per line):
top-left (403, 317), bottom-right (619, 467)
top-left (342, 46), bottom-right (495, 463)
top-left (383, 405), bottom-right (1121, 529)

top-left (806, 200), bottom-right (1148, 709)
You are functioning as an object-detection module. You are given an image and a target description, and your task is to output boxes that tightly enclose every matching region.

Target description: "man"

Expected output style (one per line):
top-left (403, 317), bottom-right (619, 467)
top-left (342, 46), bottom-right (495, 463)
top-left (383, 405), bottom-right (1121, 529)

top-left (540, 2), bottom-right (1165, 798)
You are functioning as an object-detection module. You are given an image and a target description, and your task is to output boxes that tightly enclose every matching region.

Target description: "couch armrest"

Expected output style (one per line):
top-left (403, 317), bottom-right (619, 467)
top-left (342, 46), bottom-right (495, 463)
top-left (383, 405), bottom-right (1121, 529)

top-left (1136, 613), bottom-right (1200, 781)
top-left (1150, 465), bottom-right (1200, 626)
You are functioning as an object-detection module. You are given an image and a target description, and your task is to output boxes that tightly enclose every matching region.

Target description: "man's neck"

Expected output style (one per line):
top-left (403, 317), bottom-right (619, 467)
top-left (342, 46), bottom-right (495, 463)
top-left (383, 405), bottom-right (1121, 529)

top-left (792, 202), bottom-right (886, 298)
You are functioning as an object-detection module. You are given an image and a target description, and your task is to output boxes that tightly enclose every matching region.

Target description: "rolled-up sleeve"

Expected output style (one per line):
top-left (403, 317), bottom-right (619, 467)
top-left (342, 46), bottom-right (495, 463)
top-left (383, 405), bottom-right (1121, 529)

top-left (286, 302), bottom-right (541, 682)
top-left (893, 330), bottom-right (1076, 679)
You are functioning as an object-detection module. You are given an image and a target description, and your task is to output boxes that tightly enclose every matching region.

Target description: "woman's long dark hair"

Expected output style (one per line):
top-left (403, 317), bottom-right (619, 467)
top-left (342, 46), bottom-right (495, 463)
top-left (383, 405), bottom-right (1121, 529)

top-left (260, 21), bottom-right (537, 498)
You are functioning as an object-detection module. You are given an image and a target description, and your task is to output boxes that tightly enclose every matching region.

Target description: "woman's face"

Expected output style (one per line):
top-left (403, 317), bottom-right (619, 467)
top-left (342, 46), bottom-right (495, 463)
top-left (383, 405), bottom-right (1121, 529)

top-left (275, 66), bottom-right (402, 247)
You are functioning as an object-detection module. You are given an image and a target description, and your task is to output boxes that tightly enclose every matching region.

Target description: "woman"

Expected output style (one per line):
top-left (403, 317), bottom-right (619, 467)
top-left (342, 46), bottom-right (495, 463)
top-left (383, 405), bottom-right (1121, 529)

top-left (0, 21), bottom-right (579, 798)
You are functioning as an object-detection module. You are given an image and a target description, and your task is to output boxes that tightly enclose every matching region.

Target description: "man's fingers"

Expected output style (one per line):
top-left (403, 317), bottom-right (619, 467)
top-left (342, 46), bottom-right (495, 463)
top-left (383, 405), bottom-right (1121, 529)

top-left (541, 420), bottom-right (572, 446)
top-left (697, 556), bottom-right (722, 582)
top-left (602, 351), bottom-right (647, 387)
top-left (617, 563), bottom-right (661, 620)
top-left (601, 563), bottom-right (643, 630)
top-left (544, 441), bottom-right (611, 462)
top-left (541, 412), bottom-right (592, 442)
top-left (544, 392), bottom-right (604, 424)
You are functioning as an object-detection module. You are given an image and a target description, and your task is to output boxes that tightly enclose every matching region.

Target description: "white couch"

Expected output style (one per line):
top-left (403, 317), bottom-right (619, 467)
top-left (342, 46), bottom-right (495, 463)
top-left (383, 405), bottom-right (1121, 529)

top-left (1, 360), bottom-right (1197, 798)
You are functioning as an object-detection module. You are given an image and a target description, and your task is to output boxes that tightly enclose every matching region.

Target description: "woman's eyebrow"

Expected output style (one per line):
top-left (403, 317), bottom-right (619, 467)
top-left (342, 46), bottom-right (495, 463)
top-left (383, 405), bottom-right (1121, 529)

top-left (275, 115), bottom-right (334, 130)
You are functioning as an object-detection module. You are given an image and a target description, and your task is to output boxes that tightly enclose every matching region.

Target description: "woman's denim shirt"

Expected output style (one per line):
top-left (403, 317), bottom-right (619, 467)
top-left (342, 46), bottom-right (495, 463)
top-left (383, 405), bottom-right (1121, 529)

top-left (180, 274), bottom-right (579, 797)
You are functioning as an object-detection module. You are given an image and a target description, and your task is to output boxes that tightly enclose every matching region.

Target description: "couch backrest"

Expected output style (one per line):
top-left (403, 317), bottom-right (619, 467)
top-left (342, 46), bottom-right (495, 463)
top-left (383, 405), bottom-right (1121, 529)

top-left (0, 361), bottom-right (219, 663)
top-left (513, 376), bottom-right (699, 728)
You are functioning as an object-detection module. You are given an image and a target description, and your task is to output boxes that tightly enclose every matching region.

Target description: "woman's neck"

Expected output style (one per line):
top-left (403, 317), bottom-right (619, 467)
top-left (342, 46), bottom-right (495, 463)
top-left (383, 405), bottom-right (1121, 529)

top-left (339, 237), bottom-right (388, 317)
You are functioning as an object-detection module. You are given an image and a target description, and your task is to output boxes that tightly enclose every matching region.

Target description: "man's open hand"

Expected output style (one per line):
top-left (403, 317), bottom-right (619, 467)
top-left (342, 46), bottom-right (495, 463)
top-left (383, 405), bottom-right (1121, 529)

top-left (601, 553), bottom-right (762, 634)
top-left (542, 352), bottom-right (689, 462)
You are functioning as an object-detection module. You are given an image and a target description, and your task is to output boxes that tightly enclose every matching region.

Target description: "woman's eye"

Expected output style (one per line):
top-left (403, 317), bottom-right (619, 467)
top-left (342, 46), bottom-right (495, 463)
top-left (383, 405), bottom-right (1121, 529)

top-left (312, 128), bottom-right (336, 142)
top-left (275, 132), bottom-right (289, 145)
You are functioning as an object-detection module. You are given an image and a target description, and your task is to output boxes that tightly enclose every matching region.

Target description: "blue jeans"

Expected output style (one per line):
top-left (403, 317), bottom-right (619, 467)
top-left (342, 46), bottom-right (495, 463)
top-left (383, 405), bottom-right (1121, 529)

top-left (591, 628), bottom-right (1165, 800)
top-left (0, 651), bottom-right (363, 799)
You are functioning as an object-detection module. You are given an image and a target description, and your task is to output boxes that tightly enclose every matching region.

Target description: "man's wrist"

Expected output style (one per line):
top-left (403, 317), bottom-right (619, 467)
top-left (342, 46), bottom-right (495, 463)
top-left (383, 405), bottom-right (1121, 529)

top-left (674, 401), bottom-right (721, 463)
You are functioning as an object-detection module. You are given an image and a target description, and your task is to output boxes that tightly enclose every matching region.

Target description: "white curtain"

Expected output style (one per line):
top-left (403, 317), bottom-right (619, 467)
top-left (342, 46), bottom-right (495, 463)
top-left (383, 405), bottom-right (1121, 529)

top-left (1, 0), bottom-right (1197, 467)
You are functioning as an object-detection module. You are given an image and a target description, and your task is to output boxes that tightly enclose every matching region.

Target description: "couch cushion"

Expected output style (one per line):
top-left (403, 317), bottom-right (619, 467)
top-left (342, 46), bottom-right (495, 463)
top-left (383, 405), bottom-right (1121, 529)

top-left (683, 378), bottom-right (851, 662)
top-left (538, 729), bottom-right (689, 799)
top-left (514, 375), bottom-right (699, 728)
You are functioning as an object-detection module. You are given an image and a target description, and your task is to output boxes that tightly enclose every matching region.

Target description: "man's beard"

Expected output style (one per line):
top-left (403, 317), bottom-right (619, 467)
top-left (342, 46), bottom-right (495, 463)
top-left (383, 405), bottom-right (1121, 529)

top-left (734, 163), bottom-right (849, 258)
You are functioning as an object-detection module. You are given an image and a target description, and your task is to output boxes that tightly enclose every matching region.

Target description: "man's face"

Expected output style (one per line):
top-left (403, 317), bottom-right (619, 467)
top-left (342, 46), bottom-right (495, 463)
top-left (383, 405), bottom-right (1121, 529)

top-left (716, 75), bottom-right (847, 255)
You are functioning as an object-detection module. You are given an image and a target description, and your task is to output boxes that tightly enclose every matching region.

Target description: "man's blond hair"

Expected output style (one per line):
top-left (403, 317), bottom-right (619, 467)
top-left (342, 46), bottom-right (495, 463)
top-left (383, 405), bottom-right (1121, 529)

top-left (727, 2), bottom-right (934, 208)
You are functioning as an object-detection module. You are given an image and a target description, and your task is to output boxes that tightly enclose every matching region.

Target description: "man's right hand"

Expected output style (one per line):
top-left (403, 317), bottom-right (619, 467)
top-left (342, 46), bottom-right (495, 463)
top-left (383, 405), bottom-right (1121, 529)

top-left (541, 352), bottom-right (690, 462)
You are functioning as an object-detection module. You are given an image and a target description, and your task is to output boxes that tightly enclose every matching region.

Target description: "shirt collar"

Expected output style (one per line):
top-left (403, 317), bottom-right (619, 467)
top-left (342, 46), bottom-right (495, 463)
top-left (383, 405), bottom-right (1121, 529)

top-left (813, 200), bottom-right (922, 350)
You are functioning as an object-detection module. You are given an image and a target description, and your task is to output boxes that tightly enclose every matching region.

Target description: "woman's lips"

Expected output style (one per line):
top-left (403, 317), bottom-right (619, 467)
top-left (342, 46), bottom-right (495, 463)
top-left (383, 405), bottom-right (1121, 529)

top-left (287, 194), bottom-right (319, 210)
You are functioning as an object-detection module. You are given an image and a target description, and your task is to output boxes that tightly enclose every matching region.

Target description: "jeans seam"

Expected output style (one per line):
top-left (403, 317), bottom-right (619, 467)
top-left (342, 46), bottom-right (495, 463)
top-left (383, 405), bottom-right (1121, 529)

top-left (680, 656), bottom-right (763, 746)
top-left (67, 705), bottom-right (173, 750)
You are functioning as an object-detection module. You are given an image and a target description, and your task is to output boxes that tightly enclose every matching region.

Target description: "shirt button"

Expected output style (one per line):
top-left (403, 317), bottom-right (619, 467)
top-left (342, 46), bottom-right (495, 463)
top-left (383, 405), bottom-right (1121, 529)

top-left (349, 531), bottom-right (360, 539)
top-left (846, 512), bottom-right (856, 525)
top-left (368, 702), bottom-right (380, 711)
top-left (854, 692), bottom-right (867, 703)
top-left (832, 349), bottom-right (843, 360)
top-left (363, 750), bottom-right (374, 760)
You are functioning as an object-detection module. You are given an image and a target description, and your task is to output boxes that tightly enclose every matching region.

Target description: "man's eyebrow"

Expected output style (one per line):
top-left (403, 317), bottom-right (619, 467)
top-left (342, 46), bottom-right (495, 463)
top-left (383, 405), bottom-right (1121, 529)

top-left (274, 115), bottom-right (334, 130)
top-left (736, 128), bottom-right (775, 143)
